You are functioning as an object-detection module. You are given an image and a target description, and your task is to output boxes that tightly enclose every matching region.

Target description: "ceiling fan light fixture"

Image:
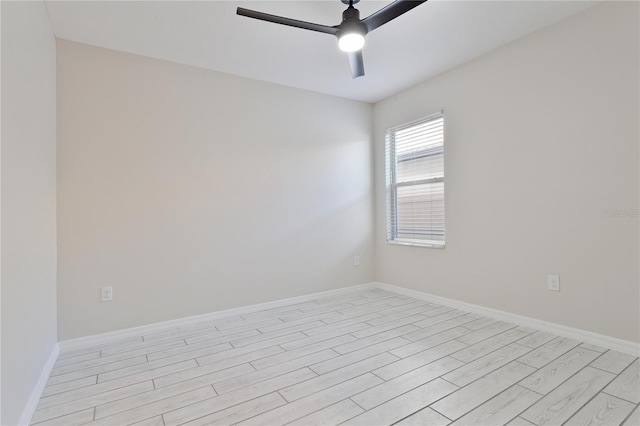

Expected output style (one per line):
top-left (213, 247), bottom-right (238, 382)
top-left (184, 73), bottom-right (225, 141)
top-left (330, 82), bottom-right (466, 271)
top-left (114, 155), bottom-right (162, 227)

top-left (237, 0), bottom-right (428, 78)
top-left (338, 32), bottom-right (365, 52)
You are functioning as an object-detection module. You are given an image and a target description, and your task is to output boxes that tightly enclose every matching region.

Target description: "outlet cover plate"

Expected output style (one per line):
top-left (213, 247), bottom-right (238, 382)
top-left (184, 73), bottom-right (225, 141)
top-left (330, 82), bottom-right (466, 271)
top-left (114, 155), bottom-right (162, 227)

top-left (101, 286), bottom-right (113, 302)
top-left (547, 275), bottom-right (560, 292)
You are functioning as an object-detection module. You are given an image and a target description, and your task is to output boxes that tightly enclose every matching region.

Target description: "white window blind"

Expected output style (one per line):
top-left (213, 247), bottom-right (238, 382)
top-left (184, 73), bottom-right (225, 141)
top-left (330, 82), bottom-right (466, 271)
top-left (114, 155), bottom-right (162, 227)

top-left (385, 111), bottom-right (445, 248)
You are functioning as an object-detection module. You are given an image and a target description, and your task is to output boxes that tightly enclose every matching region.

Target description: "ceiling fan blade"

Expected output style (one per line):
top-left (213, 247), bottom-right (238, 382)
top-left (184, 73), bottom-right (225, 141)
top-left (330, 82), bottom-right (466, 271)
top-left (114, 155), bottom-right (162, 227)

top-left (237, 8), bottom-right (338, 35)
top-left (348, 50), bottom-right (365, 78)
top-left (362, 0), bottom-right (427, 33)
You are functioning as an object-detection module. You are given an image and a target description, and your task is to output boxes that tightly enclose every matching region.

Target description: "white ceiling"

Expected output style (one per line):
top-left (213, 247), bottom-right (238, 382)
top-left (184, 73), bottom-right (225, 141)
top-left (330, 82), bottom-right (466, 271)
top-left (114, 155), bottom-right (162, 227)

top-left (44, 0), bottom-right (598, 103)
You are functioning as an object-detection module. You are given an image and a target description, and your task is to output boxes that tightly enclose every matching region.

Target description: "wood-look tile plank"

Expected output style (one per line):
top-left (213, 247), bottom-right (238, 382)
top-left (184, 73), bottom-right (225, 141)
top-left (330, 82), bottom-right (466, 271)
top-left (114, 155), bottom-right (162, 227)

top-left (281, 304), bottom-right (355, 322)
top-left (332, 324), bottom-right (419, 354)
top-left (178, 392), bottom-right (287, 426)
top-left (183, 328), bottom-right (263, 346)
top-left (280, 352), bottom-right (397, 402)
top-left (229, 321), bottom-right (326, 348)
top-left (32, 289), bottom-right (640, 426)
top-left (373, 340), bottom-right (468, 381)
top-left (520, 347), bottom-right (601, 394)
top-left (431, 361), bottom-right (536, 421)
top-left (97, 343), bottom-right (234, 383)
top-left (46, 360), bottom-right (198, 403)
top-left (403, 315), bottom-right (484, 342)
top-left (418, 306), bottom-right (455, 318)
top-left (413, 310), bottom-right (469, 328)
top-left (309, 337), bottom-right (410, 375)
top-left (603, 360), bottom-right (640, 404)
top-left (340, 291), bottom-right (396, 306)
top-left (147, 341), bottom-right (248, 363)
top-left (622, 405), bottom-right (639, 425)
top-left (250, 335), bottom-right (356, 370)
top-left (130, 415), bottom-right (165, 426)
top-left (591, 350), bottom-right (638, 374)
top-left (391, 327), bottom-right (471, 358)
top-left (99, 337), bottom-right (190, 359)
top-left (517, 331), bottom-right (557, 349)
top-left (214, 349), bottom-right (337, 394)
top-left (386, 296), bottom-right (420, 307)
top-left (141, 324), bottom-right (219, 345)
top-left (58, 336), bottom-right (143, 360)
top-left (32, 381), bottom-right (154, 424)
top-left (281, 323), bottom-right (370, 351)
top-left (322, 303), bottom-right (398, 324)
top-left (368, 301), bottom-right (435, 323)
top-left (449, 385), bottom-right (541, 426)
top-left (214, 317), bottom-right (285, 332)
top-left (150, 332), bottom-right (258, 362)
top-left (153, 347), bottom-right (282, 388)
top-left (46, 360), bottom-right (192, 407)
top-left (97, 332), bottom-right (197, 357)
top-left (95, 364), bottom-right (252, 419)
top-left (30, 408), bottom-right (95, 426)
top-left (301, 313), bottom-right (381, 336)
top-left (579, 343), bottom-right (607, 353)
top-left (461, 317), bottom-right (499, 331)
top-left (505, 417), bottom-right (537, 426)
top-left (195, 334), bottom-right (305, 367)
top-left (339, 296), bottom-right (401, 310)
top-left (41, 376), bottom-right (97, 398)
top-left (565, 393), bottom-right (635, 425)
top-left (257, 317), bottom-right (326, 334)
top-left (236, 373), bottom-right (383, 425)
top-left (518, 337), bottom-right (581, 369)
top-left (240, 307), bottom-right (304, 322)
top-left (456, 322), bottom-right (518, 345)
top-left (318, 307), bottom-right (387, 324)
top-left (146, 341), bottom-right (232, 364)
top-left (53, 352), bottom-right (101, 368)
top-left (46, 355), bottom-right (148, 385)
top-left (515, 326), bottom-right (538, 334)
top-left (282, 301), bottom-right (325, 311)
top-left (157, 315), bottom-right (247, 339)
top-left (443, 343), bottom-right (532, 387)
top-left (450, 329), bottom-right (532, 364)
top-left (314, 293), bottom-right (363, 304)
top-left (353, 356), bottom-right (463, 410)
top-left (162, 368), bottom-right (317, 425)
top-left (351, 314), bottom-right (428, 339)
top-left (343, 379), bottom-right (458, 426)
top-left (395, 407), bottom-right (451, 426)
top-left (51, 340), bottom-right (188, 376)
top-left (85, 386), bottom-right (217, 426)
top-left (521, 366), bottom-right (615, 425)
top-left (286, 399), bottom-right (364, 426)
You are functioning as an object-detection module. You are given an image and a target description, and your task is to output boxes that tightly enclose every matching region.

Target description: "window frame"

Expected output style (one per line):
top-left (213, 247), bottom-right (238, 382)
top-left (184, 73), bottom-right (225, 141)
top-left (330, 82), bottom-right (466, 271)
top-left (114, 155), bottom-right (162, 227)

top-left (385, 110), bottom-right (445, 249)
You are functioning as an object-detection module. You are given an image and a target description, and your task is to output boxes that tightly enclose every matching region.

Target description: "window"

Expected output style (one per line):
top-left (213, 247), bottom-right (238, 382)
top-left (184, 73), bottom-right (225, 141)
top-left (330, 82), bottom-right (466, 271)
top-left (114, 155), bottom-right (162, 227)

top-left (385, 111), bottom-right (445, 248)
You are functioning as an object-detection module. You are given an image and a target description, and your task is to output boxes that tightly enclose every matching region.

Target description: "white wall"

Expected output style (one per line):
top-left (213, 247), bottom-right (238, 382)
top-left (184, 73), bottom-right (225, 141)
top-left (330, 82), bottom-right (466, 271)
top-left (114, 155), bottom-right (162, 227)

top-left (374, 1), bottom-right (639, 343)
top-left (57, 40), bottom-right (374, 340)
top-left (1, 1), bottom-right (58, 424)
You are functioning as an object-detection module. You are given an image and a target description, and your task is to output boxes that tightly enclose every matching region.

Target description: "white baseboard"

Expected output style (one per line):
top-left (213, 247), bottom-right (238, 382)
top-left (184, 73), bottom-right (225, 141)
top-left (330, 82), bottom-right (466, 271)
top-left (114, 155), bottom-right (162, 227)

top-left (374, 282), bottom-right (640, 357)
top-left (58, 280), bottom-right (639, 357)
top-left (59, 283), bottom-right (377, 352)
top-left (19, 343), bottom-right (60, 426)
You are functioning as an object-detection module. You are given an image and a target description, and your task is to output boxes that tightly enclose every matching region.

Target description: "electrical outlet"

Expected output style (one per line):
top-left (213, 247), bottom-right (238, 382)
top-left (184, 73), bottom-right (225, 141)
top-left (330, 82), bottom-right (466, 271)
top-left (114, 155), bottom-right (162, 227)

top-left (101, 286), bottom-right (113, 302)
top-left (354, 255), bottom-right (360, 266)
top-left (547, 275), bottom-right (560, 292)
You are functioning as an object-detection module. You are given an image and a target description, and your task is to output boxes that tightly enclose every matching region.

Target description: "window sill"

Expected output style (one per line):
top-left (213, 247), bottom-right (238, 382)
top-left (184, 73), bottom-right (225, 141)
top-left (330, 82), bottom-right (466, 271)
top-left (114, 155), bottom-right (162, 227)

top-left (387, 240), bottom-right (445, 249)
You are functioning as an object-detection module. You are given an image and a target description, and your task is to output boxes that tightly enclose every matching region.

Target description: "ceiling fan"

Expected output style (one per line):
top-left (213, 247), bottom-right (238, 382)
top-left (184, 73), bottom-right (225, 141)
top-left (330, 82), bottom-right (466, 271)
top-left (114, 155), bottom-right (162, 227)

top-left (237, 0), bottom-right (427, 79)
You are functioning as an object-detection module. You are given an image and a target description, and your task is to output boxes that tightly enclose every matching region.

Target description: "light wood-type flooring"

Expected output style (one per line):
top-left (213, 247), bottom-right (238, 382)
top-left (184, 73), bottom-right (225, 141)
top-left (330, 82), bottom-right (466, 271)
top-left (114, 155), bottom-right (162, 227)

top-left (32, 289), bottom-right (640, 425)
